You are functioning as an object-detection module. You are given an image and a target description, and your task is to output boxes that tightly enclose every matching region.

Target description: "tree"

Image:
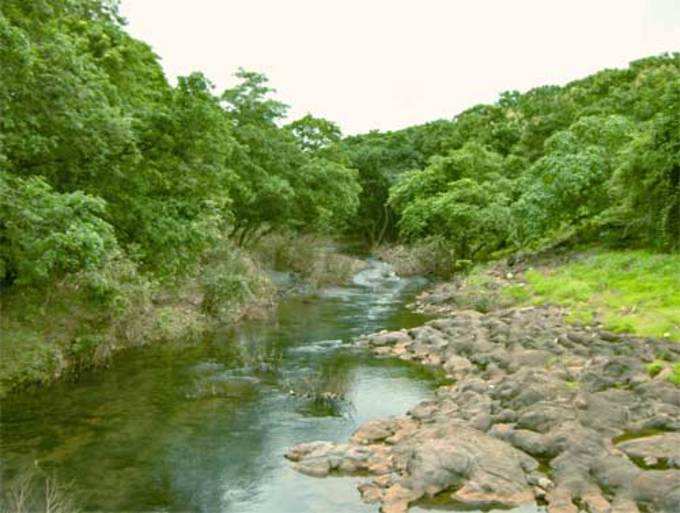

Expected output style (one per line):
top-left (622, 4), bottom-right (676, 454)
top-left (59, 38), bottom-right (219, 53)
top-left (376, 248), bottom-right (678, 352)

top-left (0, 172), bottom-right (118, 286)
top-left (613, 79), bottom-right (680, 250)
top-left (398, 179), bottom-right (512, 260)
top-left (513, 115), bottom-right (636, 244)
top-left (286, 115), bottom-right (342, 154)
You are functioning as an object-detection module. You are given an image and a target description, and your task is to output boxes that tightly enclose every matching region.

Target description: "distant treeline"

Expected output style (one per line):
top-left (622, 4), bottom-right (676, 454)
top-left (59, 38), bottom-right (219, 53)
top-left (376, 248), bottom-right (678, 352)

top-left (344, 54), bottom-right (680, 257)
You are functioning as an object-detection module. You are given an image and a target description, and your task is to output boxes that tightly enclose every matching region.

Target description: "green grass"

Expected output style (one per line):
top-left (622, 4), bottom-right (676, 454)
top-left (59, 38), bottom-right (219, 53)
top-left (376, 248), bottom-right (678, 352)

top-left (509, 250), bottom-right (680, 341)
top-left (646, 360), bottom-right (665, 377)
top-left (644, 360), bottom-right (680, 386)
top-left (670, 363), bottom-right (680, 385)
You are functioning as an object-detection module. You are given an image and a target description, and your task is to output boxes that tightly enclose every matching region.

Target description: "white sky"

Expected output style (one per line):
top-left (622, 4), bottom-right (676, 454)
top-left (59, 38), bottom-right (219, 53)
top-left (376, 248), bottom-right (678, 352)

top-left (119, 0), bottom-right (680, 134)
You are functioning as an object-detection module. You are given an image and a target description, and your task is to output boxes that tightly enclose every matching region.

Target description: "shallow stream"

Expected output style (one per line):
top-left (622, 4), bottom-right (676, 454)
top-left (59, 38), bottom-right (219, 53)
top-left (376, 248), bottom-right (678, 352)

top-left (1, 260), bottom-right (439, 512)
top-left (1, 260), bottom-right (551, 513)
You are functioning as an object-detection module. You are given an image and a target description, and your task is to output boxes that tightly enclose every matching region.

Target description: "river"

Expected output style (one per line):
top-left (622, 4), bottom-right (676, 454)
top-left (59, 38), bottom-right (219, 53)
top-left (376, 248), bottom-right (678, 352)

top-left (1, 260), bottom-right (443, 512)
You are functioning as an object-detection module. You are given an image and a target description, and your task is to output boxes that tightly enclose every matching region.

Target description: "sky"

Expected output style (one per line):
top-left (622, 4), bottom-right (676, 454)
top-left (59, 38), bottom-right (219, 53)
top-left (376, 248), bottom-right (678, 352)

top-left (119, 0), bottom-right (680, 134)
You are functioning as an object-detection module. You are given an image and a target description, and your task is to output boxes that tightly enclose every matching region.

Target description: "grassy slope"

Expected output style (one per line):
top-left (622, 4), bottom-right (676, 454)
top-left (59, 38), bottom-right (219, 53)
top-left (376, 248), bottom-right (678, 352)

top-left (501, 250), bottom-right (680, 340)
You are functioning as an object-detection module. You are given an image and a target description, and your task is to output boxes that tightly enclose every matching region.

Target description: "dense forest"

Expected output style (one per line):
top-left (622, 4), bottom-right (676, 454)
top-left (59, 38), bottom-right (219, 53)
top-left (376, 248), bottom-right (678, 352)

top-left (1, 0), bottom-right (679, 390)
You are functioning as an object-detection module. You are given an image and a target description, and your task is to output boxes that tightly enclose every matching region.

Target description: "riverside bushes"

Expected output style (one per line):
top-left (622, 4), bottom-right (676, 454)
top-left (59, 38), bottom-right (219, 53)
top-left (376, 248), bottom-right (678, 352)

top-left (253, 233), bottom-right (365, 289)
top-left (0, 233), bottom-right (285, 396)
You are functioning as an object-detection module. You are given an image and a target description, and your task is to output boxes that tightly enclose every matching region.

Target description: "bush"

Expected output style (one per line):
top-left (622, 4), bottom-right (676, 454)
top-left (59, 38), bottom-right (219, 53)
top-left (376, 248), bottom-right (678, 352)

top-left (253, 232), bottom-right (364, 287)
top-left (376, 237), bottom-right (460, 278)
top-left (0, 253), bottom-right (154, 394)
top-left (200, 242), bottom-right (275, 321)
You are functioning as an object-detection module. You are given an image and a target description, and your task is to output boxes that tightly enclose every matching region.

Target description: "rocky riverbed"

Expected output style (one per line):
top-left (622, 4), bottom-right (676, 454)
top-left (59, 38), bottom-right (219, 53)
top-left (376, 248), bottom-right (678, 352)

top-left (286, 290), bottom-right (680, 512)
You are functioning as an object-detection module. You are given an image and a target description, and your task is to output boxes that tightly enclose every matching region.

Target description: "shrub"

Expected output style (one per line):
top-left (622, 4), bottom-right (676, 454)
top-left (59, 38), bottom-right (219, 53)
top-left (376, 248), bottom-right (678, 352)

top-left (200, 242), bottom-right (275, 321)
top-left (253, 232), bottom-right (364, 287)
top-left (0, 467), bottom-right (79, 513)
top-left (376, 237), bottom-right (459, 278)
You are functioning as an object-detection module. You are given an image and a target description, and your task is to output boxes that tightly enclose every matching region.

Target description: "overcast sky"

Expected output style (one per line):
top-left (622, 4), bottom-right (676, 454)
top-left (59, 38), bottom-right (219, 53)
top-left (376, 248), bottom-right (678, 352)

top-left (119, 0), bottom-right (680, 134)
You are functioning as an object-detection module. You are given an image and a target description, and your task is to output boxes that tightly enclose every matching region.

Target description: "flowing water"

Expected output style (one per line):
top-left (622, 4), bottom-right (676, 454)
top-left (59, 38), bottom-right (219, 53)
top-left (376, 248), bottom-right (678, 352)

top-left (0, 260), bottom-right (440, 512)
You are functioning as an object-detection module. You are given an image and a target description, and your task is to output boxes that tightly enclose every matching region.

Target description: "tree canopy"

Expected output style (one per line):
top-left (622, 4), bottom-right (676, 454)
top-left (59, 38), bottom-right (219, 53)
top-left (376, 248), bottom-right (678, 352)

top-left (1, 0), bottom-right (678, 293)
top-left (0, 0), bottom-right (361, 287)
top-left (343, 53), bottom-right (680, 258)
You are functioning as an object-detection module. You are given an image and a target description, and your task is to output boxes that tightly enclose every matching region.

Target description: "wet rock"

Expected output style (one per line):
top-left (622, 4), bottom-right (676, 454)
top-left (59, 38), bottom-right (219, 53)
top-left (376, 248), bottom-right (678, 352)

top-left (288, 301), bottom-right (680, 512)
top-left (546, 487), bottom-right (579, 513)
top-left (403, 424), bottom-right (536, 504)
top-left (442, 354), bottom-right (473, 377)
top-left (352, 419), bottom-right (395, 445)
top-left (617, 432), bottom-right (680, 468)
top-left (361, 330), bottom-right (412, 348)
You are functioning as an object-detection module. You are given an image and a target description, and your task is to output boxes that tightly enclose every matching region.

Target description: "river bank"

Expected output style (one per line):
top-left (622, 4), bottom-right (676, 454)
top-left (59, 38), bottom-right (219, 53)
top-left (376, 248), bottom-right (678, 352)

top-left (286, 250), bottom-right (680, 513)
top-left (0, 235), bottom-right (365, 398)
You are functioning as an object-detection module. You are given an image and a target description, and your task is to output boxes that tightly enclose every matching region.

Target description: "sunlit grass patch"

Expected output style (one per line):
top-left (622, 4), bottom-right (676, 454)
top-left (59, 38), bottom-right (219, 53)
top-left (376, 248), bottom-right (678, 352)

top-left (670, 363), bottom-right (680, 386)
top-left (646, 360), bottom-right (664, 377)
top-left (516, 250), bottom-right (680, 340)
top-left (564, 308), bottom-right (597, 326)
top-left (645, 360), bottom-right (680, 386)
top-left (503, 284), bottom-right (531, 302)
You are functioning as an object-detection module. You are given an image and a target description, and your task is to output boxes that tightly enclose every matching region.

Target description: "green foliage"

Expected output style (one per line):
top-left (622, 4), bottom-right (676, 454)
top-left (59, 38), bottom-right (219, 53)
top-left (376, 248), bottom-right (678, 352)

top-left (1, 0), bottom-right (364, 282)
top-left (513, 115), bottom-right (636, 244)
top-left (200, 244), bottom-right (274, 321)
top-left (612, 77), bottom-right (680, 250)
top-left (390, 143), bottom-right (512, 260)
top-left (294, 158), bottom-right (361, 232)
top-left (222, 72), bottom-right (360, 243)
top-left (341, 129), bottom-right (430, 244)
top-left (0, 173), bottom-right (118, 286)
top-left (286, 114), bottom-right (342, 154)
top-left (351, 53), bottom-right (680, 259)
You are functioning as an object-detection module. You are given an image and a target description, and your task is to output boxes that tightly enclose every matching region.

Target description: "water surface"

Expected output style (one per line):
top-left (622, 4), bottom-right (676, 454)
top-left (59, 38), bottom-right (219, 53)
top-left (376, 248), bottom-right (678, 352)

top-left (1, 260), bottom-right (438, 512)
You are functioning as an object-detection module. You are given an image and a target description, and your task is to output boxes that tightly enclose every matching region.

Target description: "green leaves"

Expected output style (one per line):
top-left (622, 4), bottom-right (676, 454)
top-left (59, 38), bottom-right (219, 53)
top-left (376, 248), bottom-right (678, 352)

top-left (222, 68), bottom-right (288, 127)
top-left (381, 55), bottom-right (680, 258)
top-left (222, 72), bottom-right (361, 241)
top-left (612, 77), bottom-right (680, 250)
top-left (389, 143), bottom-right (510, 259)
top-left (0, 173), bottom-right (118, 285)
top-left (286, 115), bottom-right (342, 154)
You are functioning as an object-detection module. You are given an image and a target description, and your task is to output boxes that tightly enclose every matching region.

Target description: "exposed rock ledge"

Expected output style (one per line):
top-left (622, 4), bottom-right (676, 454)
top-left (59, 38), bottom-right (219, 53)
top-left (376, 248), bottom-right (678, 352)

top-left (286, 306), bottom-right (680, 513)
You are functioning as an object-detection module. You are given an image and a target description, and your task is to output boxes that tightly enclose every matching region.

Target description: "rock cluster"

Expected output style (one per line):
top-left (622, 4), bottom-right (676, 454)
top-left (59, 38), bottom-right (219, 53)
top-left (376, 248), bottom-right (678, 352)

top-left (286, 305), bottom-right (680, 513)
